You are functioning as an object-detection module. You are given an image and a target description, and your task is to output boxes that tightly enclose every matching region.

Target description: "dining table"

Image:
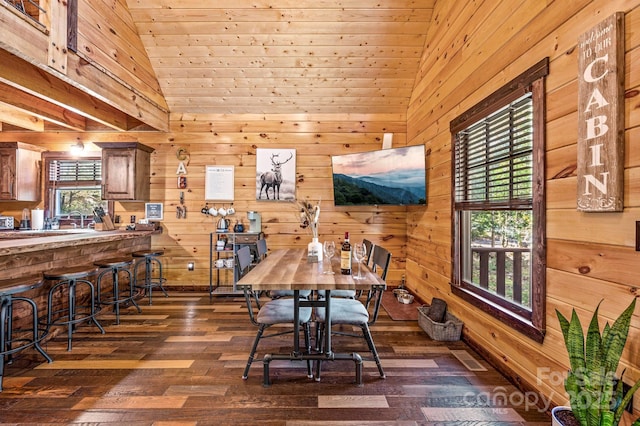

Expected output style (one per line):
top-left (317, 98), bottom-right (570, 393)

top-left (236, 247), bottom-right (386, 386)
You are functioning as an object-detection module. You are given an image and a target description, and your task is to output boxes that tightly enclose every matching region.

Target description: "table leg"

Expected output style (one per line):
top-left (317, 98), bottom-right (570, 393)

top-left (292, 290), bottom-right (300, 356)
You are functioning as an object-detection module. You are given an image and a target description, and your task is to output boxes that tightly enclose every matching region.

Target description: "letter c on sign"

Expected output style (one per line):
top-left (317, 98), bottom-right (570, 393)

top-left (583, 54), bottom-right (609, 82)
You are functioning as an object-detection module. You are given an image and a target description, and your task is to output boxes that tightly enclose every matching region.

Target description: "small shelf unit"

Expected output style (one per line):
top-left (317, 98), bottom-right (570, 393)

top-left (209, 231), bottom-right (263, 297)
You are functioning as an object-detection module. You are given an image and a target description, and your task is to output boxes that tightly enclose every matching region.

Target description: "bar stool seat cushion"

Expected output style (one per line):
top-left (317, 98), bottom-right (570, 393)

top-left (257, 299), bottom-right (312, 325)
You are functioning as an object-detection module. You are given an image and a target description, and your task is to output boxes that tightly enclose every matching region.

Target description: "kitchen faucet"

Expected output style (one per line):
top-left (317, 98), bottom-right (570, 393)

top-left (66, 211), bottom-right (85, 229)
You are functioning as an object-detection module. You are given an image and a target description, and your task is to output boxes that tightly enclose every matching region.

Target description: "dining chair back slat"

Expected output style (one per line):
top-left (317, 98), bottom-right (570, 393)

top-left (256, 238), bottom-right (267, 261)
top-left (237, 246), bottom-right (252, 276)
top-left (363, 238), bottom-right (373, 267)
top-left (370, 245), bottom-right (391, 281)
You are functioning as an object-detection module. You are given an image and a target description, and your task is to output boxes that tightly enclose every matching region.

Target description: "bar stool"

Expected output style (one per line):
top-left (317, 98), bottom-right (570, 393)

top-left (43, 265), bottom-right (105, 351)
top-left (1, 275), bottom-right (53, 391)
top-left (133, 250), bottom-right (168, 305)
top-left (94, 257), bottom-right (142, 325)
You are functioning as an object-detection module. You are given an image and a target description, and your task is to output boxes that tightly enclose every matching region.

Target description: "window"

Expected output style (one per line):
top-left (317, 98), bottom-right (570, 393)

top-left (451, 58), bottom-right (548, 342)
top-left (44, 153), bottom-right (109, 229)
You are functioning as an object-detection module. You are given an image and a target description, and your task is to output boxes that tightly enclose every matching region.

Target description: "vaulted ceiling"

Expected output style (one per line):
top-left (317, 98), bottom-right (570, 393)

top-left (126, 0), bottom-right (434, 115)
top-left (0, 1), bottom-right (435, 131)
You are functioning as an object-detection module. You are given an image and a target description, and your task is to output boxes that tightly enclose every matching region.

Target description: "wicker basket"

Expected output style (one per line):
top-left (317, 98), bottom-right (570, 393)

top-left (417, 305), bottom-right (463, 341)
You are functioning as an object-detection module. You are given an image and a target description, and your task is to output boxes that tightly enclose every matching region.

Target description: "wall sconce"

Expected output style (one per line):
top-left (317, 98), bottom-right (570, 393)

top-left (70, 140), bottom-right (84, 155)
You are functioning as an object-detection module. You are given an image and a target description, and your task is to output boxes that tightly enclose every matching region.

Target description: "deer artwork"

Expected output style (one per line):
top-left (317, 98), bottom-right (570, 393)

top-left (259, 152), bottom-right (293, 200)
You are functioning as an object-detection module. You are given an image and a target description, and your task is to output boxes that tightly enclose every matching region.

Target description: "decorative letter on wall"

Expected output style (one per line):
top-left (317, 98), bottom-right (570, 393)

top-left (576, 12), bottom-right (625, 212)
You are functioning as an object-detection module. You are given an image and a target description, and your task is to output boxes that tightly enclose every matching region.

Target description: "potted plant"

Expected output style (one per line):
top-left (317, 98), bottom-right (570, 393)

top-left (553, 298), bottom-right (640, 426)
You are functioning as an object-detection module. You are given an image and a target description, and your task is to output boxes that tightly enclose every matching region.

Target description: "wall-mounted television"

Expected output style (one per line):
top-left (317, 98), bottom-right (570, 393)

top-left (331, 145), bottom-right (427, 206)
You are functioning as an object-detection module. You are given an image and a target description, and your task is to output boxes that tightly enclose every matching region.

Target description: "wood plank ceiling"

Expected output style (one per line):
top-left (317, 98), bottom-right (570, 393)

top-left (0, 0), bottom-right (434, 129)
top-left (125, 0), bottom-right (434, 115)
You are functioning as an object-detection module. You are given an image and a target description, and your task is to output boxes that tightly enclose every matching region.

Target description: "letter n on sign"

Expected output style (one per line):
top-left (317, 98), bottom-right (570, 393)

top-left (576, 12), bottom-right (625, 212)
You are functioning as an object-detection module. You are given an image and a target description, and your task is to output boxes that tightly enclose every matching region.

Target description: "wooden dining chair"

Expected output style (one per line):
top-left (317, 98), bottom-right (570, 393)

top-left (314, 246), bottom-right (391, 381)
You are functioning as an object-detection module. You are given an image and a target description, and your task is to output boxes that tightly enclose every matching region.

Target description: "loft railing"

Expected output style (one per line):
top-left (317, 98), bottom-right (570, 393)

top-left (3, 0), bottom-right (46, 26)
top-left (470, 247), bottom-right (532, 307)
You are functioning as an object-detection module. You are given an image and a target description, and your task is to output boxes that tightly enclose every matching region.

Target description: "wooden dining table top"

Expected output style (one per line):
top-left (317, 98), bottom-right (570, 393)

top-left (236, 248), bottom-right (386, 291)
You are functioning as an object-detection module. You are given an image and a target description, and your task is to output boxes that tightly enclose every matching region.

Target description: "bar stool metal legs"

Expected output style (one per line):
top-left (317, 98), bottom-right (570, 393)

top-left (133, 250), bottom-right (168, 305)
top-left (1, 275), bottom-right (53, 391)
top-left (44, 265), bottom-right (105, 351)
top-left (95, 257), bottom-right (142, 325)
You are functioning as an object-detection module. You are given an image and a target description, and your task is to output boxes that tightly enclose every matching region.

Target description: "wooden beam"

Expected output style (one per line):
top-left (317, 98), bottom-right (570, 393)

top-left (0, 7), bottom-right (168, 132)
top-left (0, 82), bottom-right (87, 131)
top-left (46, 0), bottom-right (68, 73)
top-left (0, 49), bottom-right (131, 130)
top-left (0, 101), bottom-right (44, 131)
top-left (66, 53), bottom-right (170, 131)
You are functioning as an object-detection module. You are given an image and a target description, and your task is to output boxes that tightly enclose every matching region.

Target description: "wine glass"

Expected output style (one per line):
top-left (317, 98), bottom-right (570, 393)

top-left (323, 240), bottom-right (335, 274)
top-left (353, 242), bottom-right (367, 280)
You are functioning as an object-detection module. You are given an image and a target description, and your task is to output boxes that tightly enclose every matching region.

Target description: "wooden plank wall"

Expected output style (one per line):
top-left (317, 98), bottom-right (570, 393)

top-left (405, 0), bottom-right (640, 413)
top-left (0, 112), bottom-right (408, 290)
top-left (76, 0), bottom-right (167, 111)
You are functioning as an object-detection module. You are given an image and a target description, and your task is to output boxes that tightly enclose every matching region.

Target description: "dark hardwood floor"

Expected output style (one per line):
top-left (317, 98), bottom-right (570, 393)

top-left (0, 291), bottom-right (551, 425)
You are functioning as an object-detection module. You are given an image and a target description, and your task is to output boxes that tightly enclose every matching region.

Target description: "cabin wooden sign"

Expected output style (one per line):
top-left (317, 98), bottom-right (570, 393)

top-left (576, 12), bottom-right (625, 212)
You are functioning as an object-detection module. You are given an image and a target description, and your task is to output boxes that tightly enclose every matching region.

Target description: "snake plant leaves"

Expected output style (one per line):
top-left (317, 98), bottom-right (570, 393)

top-left (558, 308), bottom-right (586, 373)
top-left (556, 298), bottom-right (639, 426)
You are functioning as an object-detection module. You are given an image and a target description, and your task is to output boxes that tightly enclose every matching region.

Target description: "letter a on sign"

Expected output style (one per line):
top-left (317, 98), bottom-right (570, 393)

top-left (576, 12), bottom-right (624, 212)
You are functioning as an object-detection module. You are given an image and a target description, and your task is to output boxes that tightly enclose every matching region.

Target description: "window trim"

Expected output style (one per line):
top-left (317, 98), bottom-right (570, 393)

top-left (450, 58), bottom-right (548, 343)
top-left (43, 152), bottom-right (112, 220)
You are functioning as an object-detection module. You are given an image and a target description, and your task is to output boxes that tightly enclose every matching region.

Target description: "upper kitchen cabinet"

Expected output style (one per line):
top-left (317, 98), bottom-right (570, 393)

top-left (0, 142), bottom-right (46, 202)
top-left (94, 142), bottom-right (154, 202)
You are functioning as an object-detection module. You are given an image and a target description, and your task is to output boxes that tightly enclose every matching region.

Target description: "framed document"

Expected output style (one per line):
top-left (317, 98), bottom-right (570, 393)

top-left (145, 203), bottom-right (164, 221)
top-left (205, 165), bottom-right (234, 200)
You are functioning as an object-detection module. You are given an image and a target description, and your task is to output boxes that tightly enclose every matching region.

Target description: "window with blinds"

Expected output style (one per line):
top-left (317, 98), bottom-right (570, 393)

top-left (49, 159), bottom-right (102, 184)
top-left (450, 58), bottom-right (548, 343)
top-left (454, 94), bottom-right (533, 210)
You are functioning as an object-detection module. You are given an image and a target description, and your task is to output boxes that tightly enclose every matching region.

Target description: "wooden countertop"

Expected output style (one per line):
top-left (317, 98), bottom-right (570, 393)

top-left (0, 229), bottom-right (155, 256)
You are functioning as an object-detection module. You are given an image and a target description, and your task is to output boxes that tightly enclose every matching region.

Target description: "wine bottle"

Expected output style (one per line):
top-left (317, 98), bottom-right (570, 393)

top-left (340, 231), bottom-right (352, 275)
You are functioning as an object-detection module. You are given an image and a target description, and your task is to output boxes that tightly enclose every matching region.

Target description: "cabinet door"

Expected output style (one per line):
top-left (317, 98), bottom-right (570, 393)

top-left (0, 149), bottom-right (16, 200)
top-left (102, 148), bottom-right (136, 200)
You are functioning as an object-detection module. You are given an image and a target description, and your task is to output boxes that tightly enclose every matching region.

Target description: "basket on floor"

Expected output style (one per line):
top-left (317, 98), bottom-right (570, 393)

top-left (417, 305), bottom-right (463, 341)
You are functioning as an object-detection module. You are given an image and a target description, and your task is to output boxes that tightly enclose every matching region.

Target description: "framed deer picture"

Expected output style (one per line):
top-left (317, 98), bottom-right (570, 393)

top-left (256, 148), bottom-right (296, 201)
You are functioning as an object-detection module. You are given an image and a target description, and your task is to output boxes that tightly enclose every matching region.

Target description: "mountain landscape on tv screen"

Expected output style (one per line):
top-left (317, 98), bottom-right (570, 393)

top-left (333, 169), bottom-right (426, 205)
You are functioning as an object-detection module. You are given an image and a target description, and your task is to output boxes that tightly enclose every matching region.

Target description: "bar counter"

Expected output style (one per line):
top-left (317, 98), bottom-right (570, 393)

top-left (0, 229), bottom-right (153, 259)
top-left (0, 230), bottom-right (155, 338)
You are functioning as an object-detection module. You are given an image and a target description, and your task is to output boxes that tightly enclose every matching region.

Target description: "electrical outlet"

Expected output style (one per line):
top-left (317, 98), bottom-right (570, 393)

top-left (187, 262), bottom-right (194, 271)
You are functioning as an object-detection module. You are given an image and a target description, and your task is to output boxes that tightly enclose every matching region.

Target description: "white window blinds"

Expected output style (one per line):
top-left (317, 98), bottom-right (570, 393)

top-left (49, 159), bottom-right (101, 183)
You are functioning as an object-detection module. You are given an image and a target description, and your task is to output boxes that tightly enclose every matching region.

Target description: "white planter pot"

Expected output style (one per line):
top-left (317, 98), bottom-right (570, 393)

top-left (551, 406), bottom-right (572, 426)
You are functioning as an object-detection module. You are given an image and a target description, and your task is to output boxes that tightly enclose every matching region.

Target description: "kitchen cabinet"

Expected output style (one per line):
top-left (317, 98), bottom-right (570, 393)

top-left (94, 142), bottom-right (154, 201)
top-left (209, 231), bottom-right (263, 296)
top-left (0, 142), bottom-right (45, 202)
